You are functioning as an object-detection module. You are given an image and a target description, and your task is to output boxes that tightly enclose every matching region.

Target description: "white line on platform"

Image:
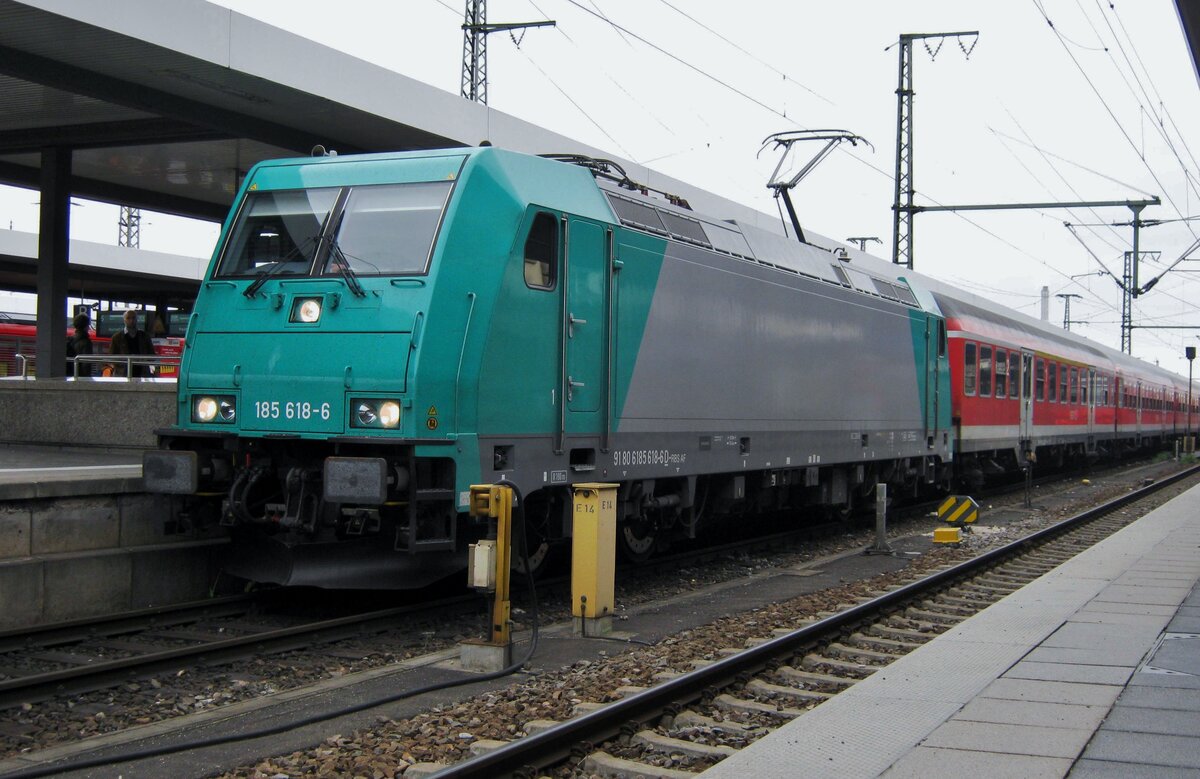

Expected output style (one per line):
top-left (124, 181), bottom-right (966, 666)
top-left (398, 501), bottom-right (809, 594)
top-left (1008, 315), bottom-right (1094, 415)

top-left (0, 465), bottom-right (140, 473)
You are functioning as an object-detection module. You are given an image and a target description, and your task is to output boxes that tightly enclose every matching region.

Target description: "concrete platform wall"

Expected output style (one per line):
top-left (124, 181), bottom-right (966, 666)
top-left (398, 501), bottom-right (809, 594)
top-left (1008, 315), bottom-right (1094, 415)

top-left (0, 380), bottom-right (177, 449)
top-left (0, 492), bottom-right (229, 628)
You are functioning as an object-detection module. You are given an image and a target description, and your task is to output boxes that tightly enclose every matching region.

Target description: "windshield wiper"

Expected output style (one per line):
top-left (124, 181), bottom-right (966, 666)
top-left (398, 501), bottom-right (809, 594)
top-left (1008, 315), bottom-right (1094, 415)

top-left (324, 236), bottom-right (367, 298)
top-left (243, 237), bottom-right (317, 299)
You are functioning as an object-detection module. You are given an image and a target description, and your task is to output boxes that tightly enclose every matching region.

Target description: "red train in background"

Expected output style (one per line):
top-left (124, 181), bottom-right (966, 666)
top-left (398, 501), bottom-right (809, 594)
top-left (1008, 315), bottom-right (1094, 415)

top-left (932, 287), bottom-right (1198, 486)
top-left (0, 312), bottom-right (184, 378)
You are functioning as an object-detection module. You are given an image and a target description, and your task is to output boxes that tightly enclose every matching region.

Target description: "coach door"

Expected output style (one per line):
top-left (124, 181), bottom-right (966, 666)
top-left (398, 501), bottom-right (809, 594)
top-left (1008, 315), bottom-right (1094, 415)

top-left (1135, 381), bottom-right (1144, 444)
top-left (1086, 367), bottom-right (1097, 453)
top-left (558, 216), bottom-right (611, 447)
top-left (1019, 351), bottom-right (1034, 448)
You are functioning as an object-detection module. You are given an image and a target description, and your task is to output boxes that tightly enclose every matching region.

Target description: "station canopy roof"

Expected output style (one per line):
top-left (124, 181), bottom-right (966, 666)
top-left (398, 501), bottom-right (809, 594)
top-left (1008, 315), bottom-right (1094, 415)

top-left (1177, 0), bottom-right (1200, 91)
top-left (0, 1), bottom-right (777, 226)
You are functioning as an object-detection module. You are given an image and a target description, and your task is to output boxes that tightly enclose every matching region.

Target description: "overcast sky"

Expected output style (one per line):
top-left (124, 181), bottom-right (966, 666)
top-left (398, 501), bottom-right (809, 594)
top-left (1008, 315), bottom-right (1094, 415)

top-left (4, 0), bottom-right (1199, 375)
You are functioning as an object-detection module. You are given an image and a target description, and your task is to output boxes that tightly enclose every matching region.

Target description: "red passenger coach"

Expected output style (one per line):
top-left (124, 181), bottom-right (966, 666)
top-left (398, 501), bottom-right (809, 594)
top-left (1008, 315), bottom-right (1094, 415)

top-left (932, 289), bottom-right (1195, 485)
top-left (0, 320), bottom-right (122, 377)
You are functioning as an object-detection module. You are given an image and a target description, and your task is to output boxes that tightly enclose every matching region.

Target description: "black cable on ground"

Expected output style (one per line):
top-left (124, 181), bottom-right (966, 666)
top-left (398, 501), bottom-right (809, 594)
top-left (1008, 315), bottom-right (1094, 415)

top-left (1, 483), bottom-right (541, 779)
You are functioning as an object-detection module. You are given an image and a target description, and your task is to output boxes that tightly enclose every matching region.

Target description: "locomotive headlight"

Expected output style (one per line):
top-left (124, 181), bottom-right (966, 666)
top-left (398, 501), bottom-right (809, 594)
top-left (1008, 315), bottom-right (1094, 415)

top-left (290, 297), bottom-right (323, 323)
top-left (352, 398), bottom-right (402, 429)
top-left (192, 395), bottom-right (236, 424)
top-left (195, 397), bottom-right (218, 423)
top-left (378, 401), bottom-right (401, 428)
top-left (355, 401), bottom-right (378, 427)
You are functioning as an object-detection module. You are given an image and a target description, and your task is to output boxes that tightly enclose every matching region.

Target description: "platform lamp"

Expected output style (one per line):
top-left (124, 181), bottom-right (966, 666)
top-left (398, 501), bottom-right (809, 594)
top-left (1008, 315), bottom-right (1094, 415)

top-left (1188, 346), bottom-right (1196, 454)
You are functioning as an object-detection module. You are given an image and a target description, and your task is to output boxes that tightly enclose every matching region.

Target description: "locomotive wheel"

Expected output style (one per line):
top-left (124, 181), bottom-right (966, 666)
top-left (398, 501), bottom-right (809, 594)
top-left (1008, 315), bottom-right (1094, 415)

top-left (617, 518), bottom-right (657, 562)
top-left (513, 491), bottom-right (559, 577)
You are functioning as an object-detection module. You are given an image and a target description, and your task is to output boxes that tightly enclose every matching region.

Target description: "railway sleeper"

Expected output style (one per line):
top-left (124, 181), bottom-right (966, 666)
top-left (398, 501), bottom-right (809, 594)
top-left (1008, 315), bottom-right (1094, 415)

top-left (744, 678), bottom-right (833, 704)
top-left (973, 577), bottom-right (1030, 591)
top-left (868, 624), bottom-right (935, 643)
top-left (670, 709), bottom-right (765, 736)
top-left (903, 606), bottom-right (963, 625)
top-left (977, 571), bottom-right (1033, 585)
top-left (826, 642), bottom-right (898, 664)
top-left (469, 739), bottom-right (508, 757)
top-left (776, 665), bottom-right (859, 689)
top-left (957, 582), bottom-right (1019, 597)
top-left (583, 751), bottom-right (698, 779)
top-left (572, 701), bottom-right (608, 717)
top-left (923, 598), bottom-right (981, 617)
top-left (713, 692), bottom-right (805, 720)
top-left (523, 718), bottom-right (562, 736)
top-left (633, 730), bottom-right (738, 760)
top-left (848, 632), bottom-right (925, 651)
top-left (882, 614), bottom-right (945, 631)
top-left (935, 594), bottom-right (991, 610)
top-left (1002, 563), bottom-right (1054, 576)
top-left (884, 617), bottom-right (948, 635)
top-left (800, 654), bottom-right (878, 677)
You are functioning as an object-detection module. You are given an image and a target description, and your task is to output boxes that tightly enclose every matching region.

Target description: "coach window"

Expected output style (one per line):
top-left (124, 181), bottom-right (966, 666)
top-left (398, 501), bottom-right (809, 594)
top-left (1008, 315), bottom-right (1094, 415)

top-left (1059, 364), bottom-right (1068, 403)
top-left (1069, 367), bottom-right (1079, 404)
top-left (1036, 358), bottom-right (1046, 401)
top-left (995, 350), bottom-right (1008, 397)
top-left (1048, 362), bottom-right (1057, 402)
top-left (980, 346), bottom-right (993, 396)
top-left (523, 212), bottom-right (558, 290)
top-left (1009, 351), bottom-right (1020, 398)
top-left (964, 342), bottom-right (977, 395)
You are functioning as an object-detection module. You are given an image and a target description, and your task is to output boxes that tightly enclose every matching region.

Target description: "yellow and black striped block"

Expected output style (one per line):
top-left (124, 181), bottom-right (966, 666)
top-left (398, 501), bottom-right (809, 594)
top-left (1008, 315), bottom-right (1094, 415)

top-left (937, 495), bottom-right (979, 525)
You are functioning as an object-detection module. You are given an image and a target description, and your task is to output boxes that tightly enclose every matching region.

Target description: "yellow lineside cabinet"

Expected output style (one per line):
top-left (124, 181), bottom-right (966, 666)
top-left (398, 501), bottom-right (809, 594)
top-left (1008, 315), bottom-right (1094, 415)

top-left (571, 483), bottom-right (618, 622)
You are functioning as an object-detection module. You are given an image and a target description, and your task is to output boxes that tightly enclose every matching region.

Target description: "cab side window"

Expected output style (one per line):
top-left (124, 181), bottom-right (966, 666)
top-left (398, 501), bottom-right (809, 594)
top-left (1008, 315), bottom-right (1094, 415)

top-left (523, 212), bottom-right (558, 290)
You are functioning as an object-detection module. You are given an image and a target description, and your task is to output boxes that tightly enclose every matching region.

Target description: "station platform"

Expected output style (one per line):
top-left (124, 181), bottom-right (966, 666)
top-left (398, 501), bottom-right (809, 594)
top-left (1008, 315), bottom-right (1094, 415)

top-left (702, 483), bottom-right (1200, 778)
top-left (0, 443), bottom-right (144, 500)
top-left (0, 443), bottom-right (227, 628)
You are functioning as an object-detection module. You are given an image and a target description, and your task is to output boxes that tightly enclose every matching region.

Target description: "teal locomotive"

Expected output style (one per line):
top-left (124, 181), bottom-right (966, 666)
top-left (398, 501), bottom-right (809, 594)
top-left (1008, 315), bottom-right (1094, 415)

top-left (144, 147), bottom-right (952, 588)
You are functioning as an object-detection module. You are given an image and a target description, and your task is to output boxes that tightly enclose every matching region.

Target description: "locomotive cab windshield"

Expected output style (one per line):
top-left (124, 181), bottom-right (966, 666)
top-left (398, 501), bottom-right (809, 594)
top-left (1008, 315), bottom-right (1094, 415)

top-left (217, 180), bottom-right (453, 280)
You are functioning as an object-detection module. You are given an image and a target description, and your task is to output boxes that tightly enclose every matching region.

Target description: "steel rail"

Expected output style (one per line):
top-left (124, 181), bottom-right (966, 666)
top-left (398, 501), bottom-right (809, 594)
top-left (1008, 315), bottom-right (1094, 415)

top-left (436, 464), bottom-right (1200, 777)
top-left (0, 594), bottom-right (473, 709)
top-left (0, 595), bottom-right (259, 654)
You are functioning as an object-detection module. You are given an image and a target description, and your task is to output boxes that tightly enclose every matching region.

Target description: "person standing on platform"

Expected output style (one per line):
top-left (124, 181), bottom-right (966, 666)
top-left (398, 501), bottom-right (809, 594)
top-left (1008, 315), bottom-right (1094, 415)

top-left (109, 309), bottom-right (154, 377)
top-left (66, 312), bottom-right (94, 377)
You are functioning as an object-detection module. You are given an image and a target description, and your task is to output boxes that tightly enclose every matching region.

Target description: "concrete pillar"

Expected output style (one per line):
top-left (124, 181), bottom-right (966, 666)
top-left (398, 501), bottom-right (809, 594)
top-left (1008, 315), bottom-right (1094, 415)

top-left (35, 147), bottom-right (72, 378)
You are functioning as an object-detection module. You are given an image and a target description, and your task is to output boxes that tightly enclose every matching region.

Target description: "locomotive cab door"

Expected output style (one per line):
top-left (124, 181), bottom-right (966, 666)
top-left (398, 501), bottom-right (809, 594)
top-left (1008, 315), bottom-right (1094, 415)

top-left (1019, 350), bottom-right (1034, 454)
top-left (558, 215), bottom-right (611, 445)
top-left (922, 315), bottom-right (942, 447)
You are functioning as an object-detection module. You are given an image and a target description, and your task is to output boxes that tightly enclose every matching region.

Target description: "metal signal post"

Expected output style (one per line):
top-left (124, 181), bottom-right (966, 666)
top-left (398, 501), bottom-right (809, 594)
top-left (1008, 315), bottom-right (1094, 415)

top-left (890, 31), bottom-right (978, 269)
top-left (1056, 293), bottom-right (1081, 331)
top-left (461, 0), bottom-right (554, 105)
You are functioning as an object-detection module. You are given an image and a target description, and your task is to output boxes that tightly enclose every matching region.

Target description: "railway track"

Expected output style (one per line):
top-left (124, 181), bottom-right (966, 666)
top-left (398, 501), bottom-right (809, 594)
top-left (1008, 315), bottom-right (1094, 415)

top-left (0, 458), bottom-right (1180, 776)
top-left (429, 463), bottom-right (1200, 778)
top-left (0, 594), bottom-right (474, 709)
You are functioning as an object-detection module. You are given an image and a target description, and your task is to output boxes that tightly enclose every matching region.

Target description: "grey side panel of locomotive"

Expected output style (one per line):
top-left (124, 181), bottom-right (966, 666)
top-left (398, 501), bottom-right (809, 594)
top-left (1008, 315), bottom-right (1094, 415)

top-left (615, 241), bottom-right (929, 465)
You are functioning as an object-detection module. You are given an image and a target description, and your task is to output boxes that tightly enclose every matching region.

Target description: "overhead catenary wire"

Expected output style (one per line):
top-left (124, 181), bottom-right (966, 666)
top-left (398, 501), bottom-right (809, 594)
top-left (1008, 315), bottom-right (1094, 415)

top-left (650, 0), bottom-right (835, 106)
top-left (1088, 0), bottom-right (1200, 222)
top-left (1033, 0), bottom-right (1195, 231)
top-left (991, 124), bottom-right (1127, 253)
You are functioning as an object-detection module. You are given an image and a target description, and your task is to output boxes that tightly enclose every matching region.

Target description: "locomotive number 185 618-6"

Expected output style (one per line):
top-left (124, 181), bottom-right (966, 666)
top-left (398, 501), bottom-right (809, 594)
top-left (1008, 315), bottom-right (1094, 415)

top-left (254, 400), bottom-right (332, 420)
